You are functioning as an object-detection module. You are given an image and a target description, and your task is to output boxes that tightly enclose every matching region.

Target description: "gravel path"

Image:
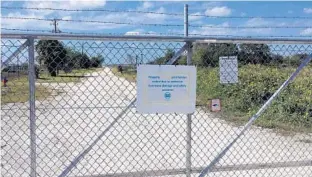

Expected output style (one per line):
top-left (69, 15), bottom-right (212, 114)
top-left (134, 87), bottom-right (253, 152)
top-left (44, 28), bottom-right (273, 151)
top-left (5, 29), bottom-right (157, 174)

top-left (1, 68), bottom-right (311, 177)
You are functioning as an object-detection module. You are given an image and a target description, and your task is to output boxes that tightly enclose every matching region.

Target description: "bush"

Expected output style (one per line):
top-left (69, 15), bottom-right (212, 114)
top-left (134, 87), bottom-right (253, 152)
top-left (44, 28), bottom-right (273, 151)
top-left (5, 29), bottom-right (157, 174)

top-left (2, 67), bottom-right (9, 72)
top-left (197, 64), bottom-right (312, 132)
top-left (148, 49), bottom-right (175, 65)
top-left (36, 40), bottom-right (67, 77)
top-left (91, 55), bottom-right (104, 67)
top-left (193, 43), bottom-right (238, 67)
top-left (284, 54), bottom-right (309, 66)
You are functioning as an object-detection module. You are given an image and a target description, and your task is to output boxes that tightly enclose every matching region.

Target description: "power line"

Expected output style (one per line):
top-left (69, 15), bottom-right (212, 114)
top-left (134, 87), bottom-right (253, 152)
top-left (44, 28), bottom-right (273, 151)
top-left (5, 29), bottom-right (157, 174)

top-left (2, 6), bottom-right (312, 19)
top-left (189, 24), bottom-right (312, 29)
top-left (1, 6), bottom-right (183, 16)
top-left (189, 33), bottom-right (312, 38)
top-left (188, 14), bottom-right (312, 19)
top-left (1, 27), bottom-right (52, 33)
top-left (2, 16), bottom-right (312, 29)
top-left (1, 16), bottom-right (183, 27)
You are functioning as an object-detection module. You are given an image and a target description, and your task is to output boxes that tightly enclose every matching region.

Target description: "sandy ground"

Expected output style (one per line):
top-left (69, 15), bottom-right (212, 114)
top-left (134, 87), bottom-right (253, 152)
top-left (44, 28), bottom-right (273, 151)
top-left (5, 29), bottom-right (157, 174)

top-left (1, 67), bottom-right (311, 177)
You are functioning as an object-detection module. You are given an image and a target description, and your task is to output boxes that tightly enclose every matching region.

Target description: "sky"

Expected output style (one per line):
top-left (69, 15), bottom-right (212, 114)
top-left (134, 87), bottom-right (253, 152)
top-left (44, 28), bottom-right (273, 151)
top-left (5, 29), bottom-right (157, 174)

top-left (1, 1), bottom-right (312, 38)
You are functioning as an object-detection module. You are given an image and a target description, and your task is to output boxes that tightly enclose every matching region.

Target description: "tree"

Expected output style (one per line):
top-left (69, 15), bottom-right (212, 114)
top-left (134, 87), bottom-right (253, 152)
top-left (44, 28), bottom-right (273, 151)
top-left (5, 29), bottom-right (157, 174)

top-left (65, 48), bottom-right (80, 69)
top-left (78, 53), bottom-right (91, 69)
top-left (91, 54), bottom-right (104, 67)
top-left (21, 62), bottom-right (29, 70)
top-left (270, 54), bottom-right (284, 65)
top-left (192, 43), bottom-right (238, 67)
top-left (65, 48), bottom-right (93, 69)
top-left (285, 53), bottom-right (308, 66)
top-left (35, 65), bottom-right (40, 79)
top-left (35, 40), bottom-right (67, 76)
top-left (149, 49), bottom-right (175, 65)
top-left (238, 44), bottom-right (272, 64)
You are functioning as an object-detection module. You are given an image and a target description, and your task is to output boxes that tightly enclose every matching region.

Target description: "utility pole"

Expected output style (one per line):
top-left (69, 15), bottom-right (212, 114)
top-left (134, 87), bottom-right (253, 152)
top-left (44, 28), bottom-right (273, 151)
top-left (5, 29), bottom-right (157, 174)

top-left (51, 18), bottom-right (61, 33)
top-left (135, 55), bottom-right (138, 66)
top-left (51, 18), bottom-right (61, 74)
top-left (81, 42), bottom-right (84, 55)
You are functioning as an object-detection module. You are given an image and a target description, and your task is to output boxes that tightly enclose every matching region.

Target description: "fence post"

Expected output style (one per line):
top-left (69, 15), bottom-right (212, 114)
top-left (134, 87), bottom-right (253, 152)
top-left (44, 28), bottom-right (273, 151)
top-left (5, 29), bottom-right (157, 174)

top-left (185, 4), bottom-right (192, 177)
top-left (28, 37), bottom-right (36, 177)
top-left (184, 4), bottom-right (188, 38)
top-left (186, 42), bottom-right (193, 177)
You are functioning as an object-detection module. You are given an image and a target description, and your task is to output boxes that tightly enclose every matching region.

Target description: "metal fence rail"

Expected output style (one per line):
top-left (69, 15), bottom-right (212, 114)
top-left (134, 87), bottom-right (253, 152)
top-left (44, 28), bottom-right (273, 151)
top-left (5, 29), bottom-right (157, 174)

top-left (1, 33), bottom-right (311, 177)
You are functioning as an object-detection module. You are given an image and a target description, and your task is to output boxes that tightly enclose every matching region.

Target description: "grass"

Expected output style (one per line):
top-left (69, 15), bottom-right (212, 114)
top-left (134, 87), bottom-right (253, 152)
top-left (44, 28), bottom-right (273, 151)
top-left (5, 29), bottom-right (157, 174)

top-left (1, 76), bottom-right (50, 104)
top-left (37, 68), bottom-right (99, 83)
top-left (111, 65), bottom-right (312, 133)
top-left (196, 65), bottom-right (312, 133)
top-left (111, 67), bottom-right (137, 82)
top-left (1, 68), bottom-right (100, 104)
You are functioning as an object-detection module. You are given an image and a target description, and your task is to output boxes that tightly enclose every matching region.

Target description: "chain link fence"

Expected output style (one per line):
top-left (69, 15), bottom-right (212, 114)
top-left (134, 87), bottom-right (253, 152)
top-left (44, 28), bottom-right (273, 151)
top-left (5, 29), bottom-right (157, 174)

top-left (1, 34), bottom-right (311, 177)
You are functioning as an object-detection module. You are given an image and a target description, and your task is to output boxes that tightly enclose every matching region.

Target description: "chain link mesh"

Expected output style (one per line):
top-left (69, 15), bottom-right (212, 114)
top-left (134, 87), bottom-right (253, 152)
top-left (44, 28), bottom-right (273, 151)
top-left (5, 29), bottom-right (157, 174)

top-left (1, 36), bottom-right (311, 177)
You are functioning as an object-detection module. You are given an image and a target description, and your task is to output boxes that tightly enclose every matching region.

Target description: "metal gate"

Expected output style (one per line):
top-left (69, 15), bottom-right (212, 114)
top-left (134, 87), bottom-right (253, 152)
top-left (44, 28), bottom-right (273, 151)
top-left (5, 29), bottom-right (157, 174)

top-left (1, 33), bottom-right (312, 177)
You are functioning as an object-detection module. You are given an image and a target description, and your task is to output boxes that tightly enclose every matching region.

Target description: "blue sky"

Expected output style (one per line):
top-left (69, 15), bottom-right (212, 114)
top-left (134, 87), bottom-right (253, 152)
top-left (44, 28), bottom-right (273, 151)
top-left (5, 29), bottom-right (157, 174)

top-left (1, 1), bottom-right (312, 38)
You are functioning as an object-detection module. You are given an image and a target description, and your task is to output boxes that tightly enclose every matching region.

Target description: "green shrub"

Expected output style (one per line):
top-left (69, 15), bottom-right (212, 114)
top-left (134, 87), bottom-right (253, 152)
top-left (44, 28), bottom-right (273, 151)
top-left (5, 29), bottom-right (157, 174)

top-left (197, 64), bottom-right (312, 132)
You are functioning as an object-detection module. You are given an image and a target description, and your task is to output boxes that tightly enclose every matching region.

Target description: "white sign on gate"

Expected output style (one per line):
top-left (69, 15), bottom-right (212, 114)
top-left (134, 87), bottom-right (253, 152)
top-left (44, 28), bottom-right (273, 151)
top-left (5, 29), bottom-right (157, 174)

top-left (136, 65), bottom-right (196, 114)
top-left (219, 56), bottom-right (238, 84)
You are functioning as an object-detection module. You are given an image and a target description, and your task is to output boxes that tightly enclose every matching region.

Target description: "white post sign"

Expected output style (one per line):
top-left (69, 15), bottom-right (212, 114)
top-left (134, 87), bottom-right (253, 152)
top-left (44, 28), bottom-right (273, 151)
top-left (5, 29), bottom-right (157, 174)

top-left (137, 65), bottom-right (196, 114)
top-left (219, 56), bottom-right (238, 84)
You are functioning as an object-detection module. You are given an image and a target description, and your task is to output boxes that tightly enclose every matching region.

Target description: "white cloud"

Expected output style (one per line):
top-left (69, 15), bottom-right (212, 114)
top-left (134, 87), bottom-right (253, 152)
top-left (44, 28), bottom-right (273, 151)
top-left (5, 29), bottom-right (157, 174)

top-left (300, 28), bottom-right (312, 35)
top-left (137, 1), bottom-right (154, 11)
top-left (25, 0), bottom-right (106, 9)
top-left (59, 13), bottom-right (129, 30)
top-left (23, 2), bottom-right (56, 16)
top-left (125, 29), bottom-right (157, 36)
top-left (242, 18), bottom-right (272, 34)
top-left (23, 0), bottom-right (106, 16)
top-left (202, 2), bottom-right (222, 9)
top-left (143, 7), bottom-right (167, 22)
top-left (125, 29), bottom-right (145, 35)
top-left (2, 4), bottom-right (169, 32)
top-left (1, 12), bottom-right (49, 29)
top-left (67, 0), bottom-right (106, 9)
top-left (205, 6), bottom-right (231, 16)
top-left (190, 22), bottom-right (236, 36)
top-left (2, 11), bottom-right (125, 31)
top-left (56, 7), bottom-right (168, 31)
top-left (303, 8), bottom-right (312, 14)
top-left (143, 1), bottom-right (153, 9)
top-left (245, 18), bottom-right (270, 26)
top-left (189, 18), bottom-right (276, 37)
top-left (189, 12), bottom-right (203, 21)
top-left (62, 16), bottom-right (72, 20)
top-left (125, 31), bottom-right (141, 35)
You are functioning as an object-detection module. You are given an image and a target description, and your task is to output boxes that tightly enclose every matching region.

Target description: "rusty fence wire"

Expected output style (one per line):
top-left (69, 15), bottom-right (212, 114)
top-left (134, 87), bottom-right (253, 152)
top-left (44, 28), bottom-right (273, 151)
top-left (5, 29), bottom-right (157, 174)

top-left (1, 34), bottom-right (311, 177)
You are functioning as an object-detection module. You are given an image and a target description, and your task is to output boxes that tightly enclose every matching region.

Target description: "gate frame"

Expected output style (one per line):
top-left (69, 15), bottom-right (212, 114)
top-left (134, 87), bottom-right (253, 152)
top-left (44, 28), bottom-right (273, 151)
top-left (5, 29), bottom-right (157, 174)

top-left (2, 33), bottom-right (312, 44)
top-left (1, 32), bottom-right (312, 177)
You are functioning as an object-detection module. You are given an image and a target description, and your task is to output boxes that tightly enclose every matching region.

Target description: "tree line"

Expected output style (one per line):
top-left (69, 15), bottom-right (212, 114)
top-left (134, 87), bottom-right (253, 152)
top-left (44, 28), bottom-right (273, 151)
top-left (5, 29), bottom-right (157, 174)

top-left (149, 43), bottom-right (308, 66)
top-left (35, 40), bottom-right (104, 76)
